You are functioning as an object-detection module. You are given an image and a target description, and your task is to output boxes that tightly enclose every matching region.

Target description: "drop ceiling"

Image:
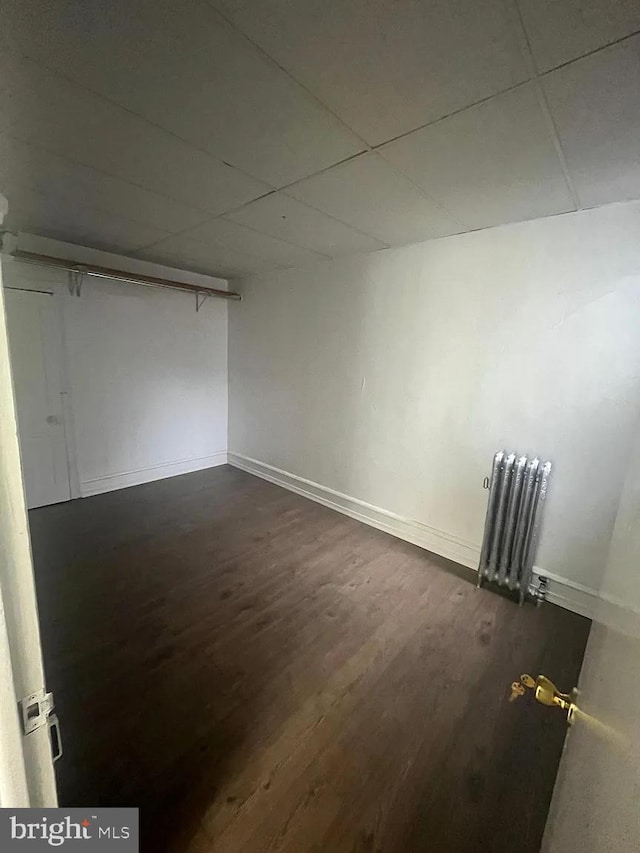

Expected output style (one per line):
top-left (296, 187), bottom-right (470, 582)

top-left (0, 0), bottom-right (639, 279)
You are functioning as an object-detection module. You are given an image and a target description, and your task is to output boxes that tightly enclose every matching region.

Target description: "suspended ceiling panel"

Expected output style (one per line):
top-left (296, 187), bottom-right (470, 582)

top-left (134, 234), bottom-right (280, 279)
top-left (0, 55), bottom-right (24, 134)
top-left (145, 218), bottom-right (326, 276)
top-left (0, 0), bottom-right (638, 278)
top-left (543, 35), bottom-right (640, 208)
top-left (379, 84), bottom-right (576, 229)
top-left (210, 0), bottom-right (531, 145)
top-left (3, 57), bottom-right (269, 215)
top-left (517, 0), bottom-right (640, 72)
top-left (285, 153), bottom-right (465, 245)
top-left (0, 137), bottom-right (211, 234)
top-left (4, 186), bottom-right (171, 253)
top-left (226, 194), bottom-right (386, 257)
top-left (3, 0), bottom-right (364, 187)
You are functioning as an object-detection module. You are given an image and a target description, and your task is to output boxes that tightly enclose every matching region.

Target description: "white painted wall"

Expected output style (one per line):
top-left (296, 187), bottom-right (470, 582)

top-left (3, 234), bottom-right (229, 498)
top-left (229, 201), bottom-right (640, 603)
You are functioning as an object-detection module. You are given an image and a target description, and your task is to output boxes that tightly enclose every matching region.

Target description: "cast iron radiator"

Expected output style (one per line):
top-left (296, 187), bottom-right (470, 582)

top-left (477, 451), bottom-right (552, 605)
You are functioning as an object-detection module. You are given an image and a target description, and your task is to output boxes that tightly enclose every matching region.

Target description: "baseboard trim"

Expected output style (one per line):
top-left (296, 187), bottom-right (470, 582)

top-left (228, 452), bottom-right (479, 569)
top-left (228, 452), bottom-right (598, 619)
top-left (81, 451), bottom-right (228, 497)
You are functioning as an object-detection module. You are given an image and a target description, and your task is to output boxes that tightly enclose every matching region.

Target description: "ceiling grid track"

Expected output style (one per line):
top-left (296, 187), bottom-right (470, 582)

top-left (508, 0), bottom-right (581, 211)
top-left (199, 0), bottom-right (374, 155)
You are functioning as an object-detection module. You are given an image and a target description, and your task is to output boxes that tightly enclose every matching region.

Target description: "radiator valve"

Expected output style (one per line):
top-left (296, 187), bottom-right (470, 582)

top-left (528, 575), bottom-right (549, 606)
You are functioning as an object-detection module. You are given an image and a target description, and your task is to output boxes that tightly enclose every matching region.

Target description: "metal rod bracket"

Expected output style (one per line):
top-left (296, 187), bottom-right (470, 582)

top-left (67, 268), bottom-right (85, 297)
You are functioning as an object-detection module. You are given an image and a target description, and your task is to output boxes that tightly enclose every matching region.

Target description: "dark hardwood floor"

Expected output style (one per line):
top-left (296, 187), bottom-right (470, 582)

top-left (28, 465), bottom-right (590, 852)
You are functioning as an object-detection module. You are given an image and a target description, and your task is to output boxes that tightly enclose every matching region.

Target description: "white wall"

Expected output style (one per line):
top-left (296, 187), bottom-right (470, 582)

top-left (229, 201), bottom-right (640, 608)
top-left (3, 234), bottom-right (229, 497)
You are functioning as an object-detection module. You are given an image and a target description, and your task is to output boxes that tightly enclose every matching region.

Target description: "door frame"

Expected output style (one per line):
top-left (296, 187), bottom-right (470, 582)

top-left (0, 199), bottom-right (58, 806)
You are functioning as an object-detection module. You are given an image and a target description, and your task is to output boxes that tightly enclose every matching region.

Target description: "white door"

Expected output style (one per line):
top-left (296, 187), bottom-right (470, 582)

top-left (5, 289), bottom-right (71, 508)
top-left (542, 423), bottom-right (640, 851)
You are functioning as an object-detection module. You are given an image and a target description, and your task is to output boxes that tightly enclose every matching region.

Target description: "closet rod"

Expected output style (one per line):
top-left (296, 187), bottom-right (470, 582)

top-left (7, 249), bottom-right (241, 301)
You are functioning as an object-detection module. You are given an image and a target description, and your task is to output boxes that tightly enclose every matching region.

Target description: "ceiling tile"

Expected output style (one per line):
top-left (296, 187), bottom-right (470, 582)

top-left (134, 233), bottom-right (283, 279)
top-left (4, 58), bottom-right (270, 215)
top-left (543, 36), bottom-right (640, 207)
top-left (226, 194), bottom-right (386, 257)
top-left (379, 84), bottom-right (576, 229)
top-left (4, 0), bottom-right (364, 186)
top-left (0, 51), bottom-right (25, 134)
top-left (518, 0), bottom-right (640, 72)
top-left (0, 89), bottom-right (19, 135)
top-left (209, 0), bottom-right (530, 145)
top-left (178, 218), bottom-right (327, 267)
top-left (286, 152), bottom-right (465, 245)
top-left (4, 186), bottom-right (171, 253)
top-left (0, 136), bottom-right (211, 234)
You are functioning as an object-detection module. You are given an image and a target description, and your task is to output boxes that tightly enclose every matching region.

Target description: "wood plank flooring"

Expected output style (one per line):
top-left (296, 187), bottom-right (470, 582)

top-left (28, 465), bottom-right (590, 852)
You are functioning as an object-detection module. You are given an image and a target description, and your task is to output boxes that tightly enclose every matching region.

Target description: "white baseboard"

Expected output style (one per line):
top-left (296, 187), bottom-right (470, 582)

top-left (228, 452), bottom-right (480, 569)
top-left (80, 451), bottom-right (228, 497)
top-left (228, 452), bottom-right (598, 620)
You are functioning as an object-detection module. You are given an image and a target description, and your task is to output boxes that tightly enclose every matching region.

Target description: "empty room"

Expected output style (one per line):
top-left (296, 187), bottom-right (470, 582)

top-left (0, 1), bottom-right (639, 851)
